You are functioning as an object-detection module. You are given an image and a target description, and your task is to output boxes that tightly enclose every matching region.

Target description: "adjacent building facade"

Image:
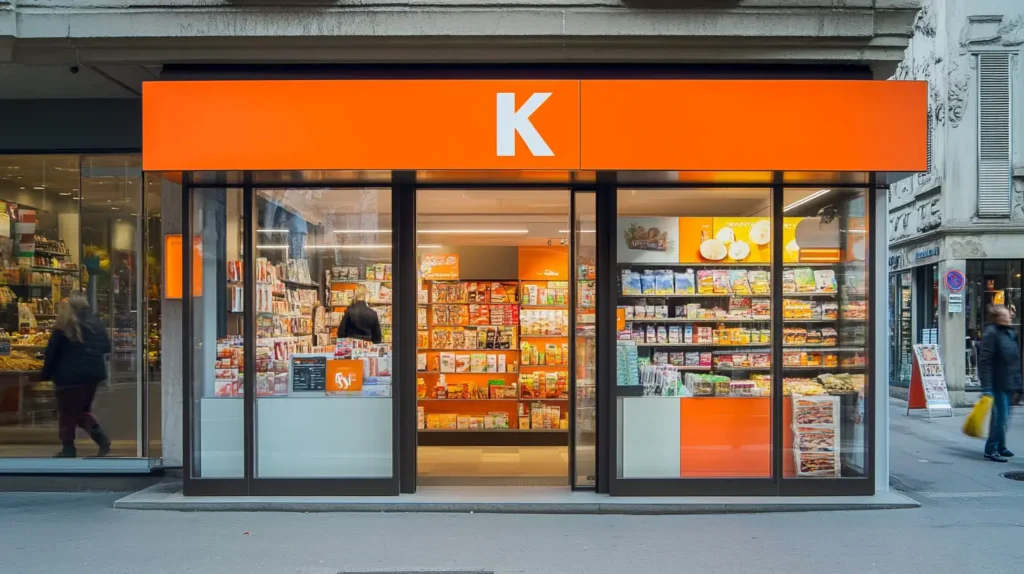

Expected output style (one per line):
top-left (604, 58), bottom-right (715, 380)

top-left (887, 0), bottom-right (1022, 406)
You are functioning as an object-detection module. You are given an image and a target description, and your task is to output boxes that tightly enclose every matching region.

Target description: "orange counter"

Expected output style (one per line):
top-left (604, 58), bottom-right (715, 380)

top-left (678, 397), bottom-right (795, 478)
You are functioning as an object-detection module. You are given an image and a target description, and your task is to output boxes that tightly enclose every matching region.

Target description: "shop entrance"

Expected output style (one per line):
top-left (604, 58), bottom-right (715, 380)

top-left (413, 188), bottom-right (595, 487)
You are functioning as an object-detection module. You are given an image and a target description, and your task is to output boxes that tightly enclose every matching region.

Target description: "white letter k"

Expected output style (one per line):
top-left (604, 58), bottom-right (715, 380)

top-left (496, 92), bottom-right (553, 157)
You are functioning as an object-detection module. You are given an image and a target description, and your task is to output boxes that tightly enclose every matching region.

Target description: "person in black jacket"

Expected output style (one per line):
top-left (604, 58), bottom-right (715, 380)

top-left (338, 285), bottom-right (382, 344)
top-left (978, 305), bottom-right (1022, 462)
top-left (41, 291), bottom-right (112, 458)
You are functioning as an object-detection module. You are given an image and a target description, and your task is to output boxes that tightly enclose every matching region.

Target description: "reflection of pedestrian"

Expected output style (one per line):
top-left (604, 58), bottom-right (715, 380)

top-left (979, 305), bottom-right (1022, 462)
top-left (41, 292), bottom-right (112, 458)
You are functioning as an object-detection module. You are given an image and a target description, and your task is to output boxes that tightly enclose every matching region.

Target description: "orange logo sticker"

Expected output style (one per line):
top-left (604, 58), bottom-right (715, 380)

top-left (326, 359), bottom-right (364, 393)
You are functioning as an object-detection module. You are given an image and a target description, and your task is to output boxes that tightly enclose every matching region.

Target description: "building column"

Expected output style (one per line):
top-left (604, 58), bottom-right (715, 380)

top-left (160, 178), bottom-right (183, 467)
top-left (938, 259), bottom-right (968, 407)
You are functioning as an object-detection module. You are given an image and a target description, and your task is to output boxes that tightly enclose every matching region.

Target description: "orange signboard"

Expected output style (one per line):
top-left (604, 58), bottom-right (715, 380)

top-left (143, 79), bottom-right (925, 172)
top-left (164, 234), bottom-right (203, 299)
top-left (581, 80), bottom-right (927, 171)
top-left (518, 246), bottom-right (569, 280)
top-left (420, 254), bottom-right (460, 280)
top-left (143, 80), bottom-right (581, 172)
top-left (326, 359), bottom-right (364, 393)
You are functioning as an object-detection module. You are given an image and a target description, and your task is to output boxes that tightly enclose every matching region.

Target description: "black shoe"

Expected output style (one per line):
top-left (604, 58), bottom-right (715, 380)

top-left (53, 443), bottom-right (76, 458)
top-left (89, 426), bottom-right (111, 457)
top-left (984, 453), bottom-right (1008, 463)
top-left (999, 449), bottom-right (1015, 458)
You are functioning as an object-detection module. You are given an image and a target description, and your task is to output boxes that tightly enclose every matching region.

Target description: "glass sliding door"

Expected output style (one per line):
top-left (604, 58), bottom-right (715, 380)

top-left (572, 190), bottom-right (596, 488)
top-left (188, 186), bottom-right (245, 479)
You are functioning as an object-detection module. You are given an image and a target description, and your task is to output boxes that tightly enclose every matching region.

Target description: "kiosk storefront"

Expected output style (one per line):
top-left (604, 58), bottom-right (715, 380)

top-left (143, 74), bottom-right (925, 497)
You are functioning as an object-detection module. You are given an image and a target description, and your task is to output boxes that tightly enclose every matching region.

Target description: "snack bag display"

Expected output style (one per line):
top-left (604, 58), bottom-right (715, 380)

top-left (729, 269), bottom-right (751, 295)
top-left (697, 270), bottom-right (715, 294)
top-left (674, 270), bottom-right (695, 294)
top-left (794, 268), bottom-right (816, 293)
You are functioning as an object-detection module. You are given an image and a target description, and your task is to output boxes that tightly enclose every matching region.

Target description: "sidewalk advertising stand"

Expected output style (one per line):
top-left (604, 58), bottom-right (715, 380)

top-left (907, 343), bottom-right (953, 418)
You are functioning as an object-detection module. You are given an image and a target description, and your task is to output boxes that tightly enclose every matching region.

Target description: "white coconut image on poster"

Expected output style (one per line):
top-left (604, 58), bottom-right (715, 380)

top-left (617, 217), bottom-right (679, 263)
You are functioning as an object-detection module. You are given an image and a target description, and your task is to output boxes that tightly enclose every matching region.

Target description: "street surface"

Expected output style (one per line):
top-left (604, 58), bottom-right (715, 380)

top-left (2, 398), bottom-right (1023, 574)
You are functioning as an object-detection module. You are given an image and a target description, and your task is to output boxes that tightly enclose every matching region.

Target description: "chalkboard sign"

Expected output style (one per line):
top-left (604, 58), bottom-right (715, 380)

top-left (291, 355), bottom-right (327, 392)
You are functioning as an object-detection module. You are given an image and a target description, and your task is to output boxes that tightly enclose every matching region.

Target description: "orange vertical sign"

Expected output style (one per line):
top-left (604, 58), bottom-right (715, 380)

top-left (326, 359), bottom-right (364, 393)
top-left (164, 234), bottom-right (203, 299)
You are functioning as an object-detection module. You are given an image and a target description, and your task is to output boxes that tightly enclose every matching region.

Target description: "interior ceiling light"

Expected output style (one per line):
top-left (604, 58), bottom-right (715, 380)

top-left (33, 186), bottom-right (45, 190)
top-left (59, 192), bottom-right (72, 196)
top-left (783, 189), bottom-right (831, 213)
top-left (417, 229), bottom-right (528, 234)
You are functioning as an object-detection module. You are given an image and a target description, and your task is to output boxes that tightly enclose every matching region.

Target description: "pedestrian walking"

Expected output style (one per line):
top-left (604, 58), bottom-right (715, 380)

top-left (978, 304), bottom-right (1022, 462)
top-left (41, 291), bottom-right (112, 458)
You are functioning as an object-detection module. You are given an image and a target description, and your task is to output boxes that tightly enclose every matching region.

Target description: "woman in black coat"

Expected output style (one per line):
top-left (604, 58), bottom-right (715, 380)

top-left (41, 291), bottom-right (112, 458)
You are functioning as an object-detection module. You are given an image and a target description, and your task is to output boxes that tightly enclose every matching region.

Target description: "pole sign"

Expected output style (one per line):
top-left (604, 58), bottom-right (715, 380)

top-left (944, 269), bottom-right (965, 293)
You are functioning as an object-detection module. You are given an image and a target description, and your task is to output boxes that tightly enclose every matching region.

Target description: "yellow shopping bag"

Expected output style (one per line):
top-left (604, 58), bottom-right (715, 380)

top-left (962, 395), bottom-right (992, 438)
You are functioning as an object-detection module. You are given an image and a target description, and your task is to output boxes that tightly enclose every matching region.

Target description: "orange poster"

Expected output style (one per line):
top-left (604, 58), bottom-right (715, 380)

top-left (677, 217), bottom-right (771, 264)
top-left (420, 254), bottom-right (459, 280)
top-left (674, 217), bottom-right (831, 264)
top-left (518, 245), bottom-right (569, 280)
top-left (164, 234), bottom-right (203, 298)
top-left (326, 359), bottom-right (364, 393)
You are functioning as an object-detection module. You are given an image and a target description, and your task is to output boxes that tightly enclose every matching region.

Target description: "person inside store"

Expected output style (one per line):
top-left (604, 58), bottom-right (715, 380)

top-left (979, 304), bottom-right (1022, 462)
top-left (338, 285), bottom-right (382, 344)
top-left (40, 291), bottom-right (113, 458)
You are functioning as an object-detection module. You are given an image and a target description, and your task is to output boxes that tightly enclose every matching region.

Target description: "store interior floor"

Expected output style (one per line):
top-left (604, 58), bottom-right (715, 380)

top-left (417, 446), bottom-right (568, 486)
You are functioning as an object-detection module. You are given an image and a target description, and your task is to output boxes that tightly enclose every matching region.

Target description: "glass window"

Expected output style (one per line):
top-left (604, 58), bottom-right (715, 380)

top-left (615, 187), bottom-right (772, 479)
top-left (0, 155), bottom-right (83, 457)
top-left (574, 191), bottom-right (596, 487)
top-left (890, 272), bottom-right (913, 388)
top-left (254, 187), bottom-right (393, 478)
top-left (80, 155), bottom-right (143, 458)
top-left (190, 187), bottom-right (244, 478)
top-left (782, 187), bottom-right (868, 479)
top-left (966, 260), bottom-right (1023, 388)
top-left (0, 154), bottom-right (150, 460)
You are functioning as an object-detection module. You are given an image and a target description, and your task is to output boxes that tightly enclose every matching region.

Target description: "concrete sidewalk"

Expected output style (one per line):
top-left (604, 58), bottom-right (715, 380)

top-left (114, 481), bottom-right (916, 514)
top-left (889, 397), bottom-right (1024, 498)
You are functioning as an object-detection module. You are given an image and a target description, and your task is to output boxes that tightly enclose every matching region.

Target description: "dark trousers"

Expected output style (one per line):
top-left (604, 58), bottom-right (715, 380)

top-left (985, 389), bottom-right (1011, 455)
top-left (56, 382), bottom-right (99, 443)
